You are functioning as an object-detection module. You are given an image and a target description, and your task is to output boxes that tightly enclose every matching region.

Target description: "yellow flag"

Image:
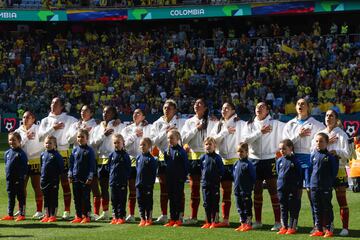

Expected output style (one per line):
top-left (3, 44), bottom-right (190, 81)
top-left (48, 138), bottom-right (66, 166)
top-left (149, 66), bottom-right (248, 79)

top-left (281, 45), bottom-right (298, 56)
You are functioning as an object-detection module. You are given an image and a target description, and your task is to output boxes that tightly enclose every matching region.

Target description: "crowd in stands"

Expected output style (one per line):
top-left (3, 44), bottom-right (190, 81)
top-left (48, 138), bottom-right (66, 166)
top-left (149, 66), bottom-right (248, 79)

top-left (0, 0), bottom-right (299, 9)
top-left (0, 21), bottom-right (359, 118)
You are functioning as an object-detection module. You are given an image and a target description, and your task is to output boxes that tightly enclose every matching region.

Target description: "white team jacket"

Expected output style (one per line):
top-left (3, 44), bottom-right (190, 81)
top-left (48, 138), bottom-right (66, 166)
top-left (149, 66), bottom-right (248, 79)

top-left (38, 112), bottom-right (77, 151)
top-left (181, 116), bottom-right (217, 157)
top-left (150, 116), bottom-right (185, 153)
top-left (210, 114), bottom-right (245, 161)
top-left (66, 118), bottom-right (98, 146)
top-left (283, 117), bottom-right (325, 154)
top-left (311, 127), bottom-right (351, 167)
top-left (15, 124), bottom-right (44, 160)
top-left (243, 115), bottom-right (285, 160)
top-left (90, 120), bottom-right (125, 159)
top-left (121, 122), bottom-right (152, 159)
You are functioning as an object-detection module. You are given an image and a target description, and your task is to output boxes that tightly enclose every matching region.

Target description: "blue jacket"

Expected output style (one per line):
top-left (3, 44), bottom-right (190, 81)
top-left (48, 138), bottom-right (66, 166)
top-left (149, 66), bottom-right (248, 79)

top-left (233, 158), bottom-right (256, 194)
top-left (4, 148), bottom-right (28, 181)
top-left (40, 150), bottom-right (64, 187)
top-left (276, 154), bottom-right (302, 191)
top-left (309, 149), bottom-right (339, 189)
top-left (108, 149), bottom-right (131, 187)
top-left (135, 152), bottom-right (157, 188)
top-left (200, 152), bottom-right (224, 187)
top-left (164, 144), bottom-right (189, 182)
top-left (68, 145), bottom-right (96, 183)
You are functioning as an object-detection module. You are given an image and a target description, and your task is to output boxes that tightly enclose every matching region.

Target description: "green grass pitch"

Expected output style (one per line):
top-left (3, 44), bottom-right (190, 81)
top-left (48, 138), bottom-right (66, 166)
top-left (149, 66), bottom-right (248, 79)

top-left (0, 133), bottom-right (359, 239)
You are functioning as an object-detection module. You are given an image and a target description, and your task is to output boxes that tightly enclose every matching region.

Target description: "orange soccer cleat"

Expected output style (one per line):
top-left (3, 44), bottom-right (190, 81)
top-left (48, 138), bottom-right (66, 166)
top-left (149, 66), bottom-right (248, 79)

top-left (80, 217), bottom-right (90, 224)
top-left (286, 228), bottom-right (296, 235)
top-left (201, 223), bottom-right (211, 229)
top-left (173, 220), bottom-right (182, 227)
top-left (210, 222), bottom-right (230, 228)
top-left (116, 218), bottom-right (125, 224)
top-left (71, 216), bottom-right (83, 223)
top-left (109, 218), bottom-right (118, 225)
top-left (40, 216), bottom-right (50, 223)
top-left (1, 215), bottom-right (14, 221)
top-left (145, 220), bottom-right (153, 226)
top-left (277, 227), bottom-right (288, 235)
top-left (47, 216), bottom-right (57, 222)
top-left (15, 215), bottom-right (25, 221)
top-left (240, 224), bottom-right (252, 232)
top-left (323, 230), bottom-right (334, 238)
top-left (235, 224), bottom-right (244, 232)
top-left (310, 230), bottom-right (324, 237)
top-left (164, 220), bottom-right (176, 227)
top-left (138, 219), bottom-right (146, 227)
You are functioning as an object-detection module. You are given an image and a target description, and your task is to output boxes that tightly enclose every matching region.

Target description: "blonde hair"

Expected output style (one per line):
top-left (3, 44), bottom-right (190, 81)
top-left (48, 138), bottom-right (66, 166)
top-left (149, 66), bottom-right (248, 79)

top-left (167, 129), bottom-right (181, 139)
top-left (112, 133), bottom-right (125, 143)
top-left (164, 99), bottom-right (177, 109)
top-left (203, 137), bottom-right (216, 146)
top-left (45, 135), bottom-right (57, 149)
top-left (77, 129), bottom-right (89, 139)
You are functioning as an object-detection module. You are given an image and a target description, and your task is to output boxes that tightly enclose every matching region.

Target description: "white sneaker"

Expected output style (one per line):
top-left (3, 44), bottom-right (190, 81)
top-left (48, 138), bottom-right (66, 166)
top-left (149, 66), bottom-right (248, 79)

top-left (154, 215), bottom-right (168, 224)
top-left (309, 226), bottom-right (316, 234)
top-left (125, 215), bottom-right (135, 222)
top-left (95, 211), bottom-right (109, 221)
top-left (339, 228), bottom-right (349, 236)
top-left (91, 214), bottom-right (99, 221)
top-left (183, 218), bottom-right (198, 225)
top-left (32, 211), bottom-right (44, 219)
top-left (252, 221), bottom-right (263, 229)
top-left (270, 222), bottom-right (282, 231)
top-left (14, 211), bottom-right (21, 217)
top-left (62, 211), bottom-right (70, 220)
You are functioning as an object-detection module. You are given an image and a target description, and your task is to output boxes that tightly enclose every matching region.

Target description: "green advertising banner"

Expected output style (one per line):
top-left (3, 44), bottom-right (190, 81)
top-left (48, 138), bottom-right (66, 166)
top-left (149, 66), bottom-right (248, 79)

top-left (315, 0), bottom-right (360, 12)
top-left (0, 10), bottom-right (67, 21)
top-left (128, 4), bottom-right (251, 20)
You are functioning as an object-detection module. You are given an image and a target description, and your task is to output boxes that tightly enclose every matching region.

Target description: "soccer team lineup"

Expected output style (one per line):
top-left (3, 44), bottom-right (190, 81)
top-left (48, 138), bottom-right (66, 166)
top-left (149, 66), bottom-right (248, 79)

top-left (2, 96), bottom-right (358, 238)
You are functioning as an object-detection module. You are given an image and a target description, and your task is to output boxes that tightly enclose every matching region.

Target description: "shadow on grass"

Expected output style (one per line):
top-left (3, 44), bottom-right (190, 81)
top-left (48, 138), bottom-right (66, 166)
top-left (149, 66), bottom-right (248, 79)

top-left (0, 223), bottom-right (101, 229)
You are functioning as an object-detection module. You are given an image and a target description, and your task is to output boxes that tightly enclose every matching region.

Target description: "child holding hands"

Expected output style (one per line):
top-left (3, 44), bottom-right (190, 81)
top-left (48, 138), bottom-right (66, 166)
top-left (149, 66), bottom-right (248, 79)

top-left (136, 138), bottom-right (157, 226)
top-left (200, 137), bottom-right (224, 229)
top-left (68, 129), bottom-right (96, 224)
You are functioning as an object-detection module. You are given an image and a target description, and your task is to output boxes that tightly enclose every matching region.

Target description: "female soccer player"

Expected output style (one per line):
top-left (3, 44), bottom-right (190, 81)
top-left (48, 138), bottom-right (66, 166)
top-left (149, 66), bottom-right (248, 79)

top-left (210, 102), bottom-right (245, 227)
top-left (121, 109), bottom-right (152, 222)
top-left (39, 97), bottom-right (77, 219)
top-left (243, 102), bottom-right (284, 231)
top-left (181, 98), bottom-right (216, 224)
top-left (91, 106), bottom-right (125, 221)
top-left (15, 111), bottom-right (44, 219)
top-left (150, 99), bottom-right (185, 224)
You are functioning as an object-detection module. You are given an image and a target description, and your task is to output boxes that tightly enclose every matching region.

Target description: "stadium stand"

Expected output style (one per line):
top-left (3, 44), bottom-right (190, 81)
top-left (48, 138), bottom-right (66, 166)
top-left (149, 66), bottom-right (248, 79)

top-left (0, 19), bottom-right (359, 118)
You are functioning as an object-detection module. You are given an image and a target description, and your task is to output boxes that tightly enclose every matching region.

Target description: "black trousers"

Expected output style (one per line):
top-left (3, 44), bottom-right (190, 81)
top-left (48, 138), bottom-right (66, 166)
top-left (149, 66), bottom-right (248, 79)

top-left (234, 191), bottom-right (252, 223)
top-left (167, 179), bottom-right (184, 221)
top-left (137, 185), bottom-right (154, 220)
top-left (310, 188), bottom-right (334, 231)
top-left (278, 188), bottom-right (301, 228)
top-left (111, 184), bottom-right (128, 219)
top-left (73, 181), bottom-right (91, 218)
top-left (42, 181), bottom-right (59, 217)
top-left (202, 185), bottom-right (220, 223)
top-left (6, 179), bottom-right (25, 216)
